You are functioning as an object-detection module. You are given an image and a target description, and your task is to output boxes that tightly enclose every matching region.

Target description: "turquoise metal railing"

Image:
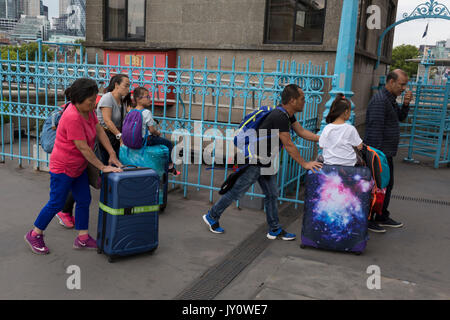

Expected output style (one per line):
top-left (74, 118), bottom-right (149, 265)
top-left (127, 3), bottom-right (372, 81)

top-left (403, 79), bottom-right (450, 168)
top-left (374, 76), bottom-right (450, 168)
top-left (0, 50), bottom-right (334, 206)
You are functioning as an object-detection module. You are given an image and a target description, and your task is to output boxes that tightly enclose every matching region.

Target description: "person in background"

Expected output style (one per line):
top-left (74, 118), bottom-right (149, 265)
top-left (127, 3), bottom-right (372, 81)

top-left (364, 69), bottom-right (413, 233)
top-left (96, 74), bottom-right (131, 165)
top-left (131, 86), bottom-right (180, 175)
top-left (25, 78), bottom-right (122, 255)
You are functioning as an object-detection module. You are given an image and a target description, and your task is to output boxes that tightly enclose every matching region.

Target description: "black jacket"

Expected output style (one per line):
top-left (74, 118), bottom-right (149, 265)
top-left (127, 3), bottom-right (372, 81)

top-left (363, 87), bottom-right (410, 157)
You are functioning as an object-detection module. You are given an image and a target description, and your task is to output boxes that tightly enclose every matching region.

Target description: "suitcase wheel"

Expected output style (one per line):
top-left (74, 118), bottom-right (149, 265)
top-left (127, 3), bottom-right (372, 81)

top-left (354, 251), bottom-right (363, 256)
top-left (108, 256), bottom-right (116, 263)
top-left (300, 244), bottom-right (307, 249)
top-left (97, 248), bottom-right (103, 254)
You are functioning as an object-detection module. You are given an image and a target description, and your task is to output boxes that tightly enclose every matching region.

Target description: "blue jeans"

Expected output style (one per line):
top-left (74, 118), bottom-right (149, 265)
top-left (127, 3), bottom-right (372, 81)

top-left (146, 135), bottom-right (174, 164)
top-left (34, 170), bottom-right (91, 231)
top-left (209, 165), bottom-right (281, 231)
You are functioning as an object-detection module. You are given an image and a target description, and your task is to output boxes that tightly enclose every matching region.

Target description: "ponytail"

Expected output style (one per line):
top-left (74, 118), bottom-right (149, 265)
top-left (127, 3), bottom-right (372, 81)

top-left (123, 92), bottom-right (133, 108)
top-left (325, 93), bottom-right (351, 123)
top-left (64, 86), bottom-right (72, 101)
top-left (104, 74), bottom-right (129, 94)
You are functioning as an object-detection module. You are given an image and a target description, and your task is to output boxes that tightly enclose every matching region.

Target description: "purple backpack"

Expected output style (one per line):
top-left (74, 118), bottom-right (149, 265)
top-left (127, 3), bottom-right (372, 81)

top-left (122, 109), bottom-right (148, 149)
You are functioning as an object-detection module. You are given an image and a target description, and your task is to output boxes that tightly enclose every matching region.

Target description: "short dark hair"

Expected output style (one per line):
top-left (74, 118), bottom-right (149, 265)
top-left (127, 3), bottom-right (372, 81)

top-left (65, 78), bottom-right (99, 104)
top-left (133, 86), bottom-right (149, 99)
top-left (281, 84), bottom-right (301, 105)
top-left (386, 71), bottom-right (399, 83)
top-left (131, 87), bottom-right (149, 107)
top-left (386, 69), bottom-right (408, 83)
top-left (325, 93), bottom-right (351, 123)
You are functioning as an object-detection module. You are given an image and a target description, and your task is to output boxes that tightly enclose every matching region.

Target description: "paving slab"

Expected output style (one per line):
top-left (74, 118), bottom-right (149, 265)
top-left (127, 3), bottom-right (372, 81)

top-left (1, 148), bottom-right (449, 300)
top-left (216, 150), bottom-right (450, 300)
top-left (0, 159), bottom-right (264, 299)
top-left (253, 256), bottom-right (450, 300)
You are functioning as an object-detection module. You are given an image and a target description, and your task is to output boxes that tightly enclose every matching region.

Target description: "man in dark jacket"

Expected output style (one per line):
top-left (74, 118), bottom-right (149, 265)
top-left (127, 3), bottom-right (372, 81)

top-left (364, 69), bottom-right (413, 233)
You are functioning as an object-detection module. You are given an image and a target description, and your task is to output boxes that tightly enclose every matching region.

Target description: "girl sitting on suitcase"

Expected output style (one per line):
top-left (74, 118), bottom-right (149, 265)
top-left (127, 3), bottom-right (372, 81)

top-left (131, 87), bottom-right (180, 175)
top-left (319, 93), bottom-right (363, 166)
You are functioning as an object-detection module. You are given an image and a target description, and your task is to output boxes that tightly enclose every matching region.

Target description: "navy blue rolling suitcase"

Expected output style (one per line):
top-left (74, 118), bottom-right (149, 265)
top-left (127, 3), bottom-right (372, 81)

top-left (300, 165), bottom-right (372, 255)
top-left (97, 166), bottom-right (160, 262)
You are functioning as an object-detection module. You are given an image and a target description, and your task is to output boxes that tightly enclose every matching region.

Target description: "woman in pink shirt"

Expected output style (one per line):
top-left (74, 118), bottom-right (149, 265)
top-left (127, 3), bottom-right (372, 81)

top-left (25, 78), bottom-right (123, 255)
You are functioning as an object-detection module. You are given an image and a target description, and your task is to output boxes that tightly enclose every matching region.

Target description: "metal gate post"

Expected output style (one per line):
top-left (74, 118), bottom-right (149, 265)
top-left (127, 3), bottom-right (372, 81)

top-left (320, 0), bottom-right (359, 135)
top-left (406, 78), bottom-right (423, 162)
top-left (435, 78), bottom-right (450, 168)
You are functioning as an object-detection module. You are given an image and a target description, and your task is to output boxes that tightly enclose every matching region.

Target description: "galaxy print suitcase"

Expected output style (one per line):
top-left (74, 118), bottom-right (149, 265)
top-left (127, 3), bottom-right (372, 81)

top-left (300, 165), bottom-right (373, 255)
top-left (119, 144), bottom-right (169, 211)
top-left (97, 167), bottom-right (160, 262)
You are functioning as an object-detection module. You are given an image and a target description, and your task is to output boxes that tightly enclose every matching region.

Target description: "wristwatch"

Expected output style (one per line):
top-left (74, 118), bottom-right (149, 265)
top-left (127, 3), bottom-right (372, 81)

top-left (116, 133), bottom-right (122, 140)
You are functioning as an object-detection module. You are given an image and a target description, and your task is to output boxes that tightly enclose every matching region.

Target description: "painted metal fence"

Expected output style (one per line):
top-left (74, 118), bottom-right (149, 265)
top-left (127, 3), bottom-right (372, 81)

top-left (401, 78), bottom-right (450, 168)
top-left (373, 76), bottom-right (450, 168)
top-left (0, 51), bottom-right (334, 206)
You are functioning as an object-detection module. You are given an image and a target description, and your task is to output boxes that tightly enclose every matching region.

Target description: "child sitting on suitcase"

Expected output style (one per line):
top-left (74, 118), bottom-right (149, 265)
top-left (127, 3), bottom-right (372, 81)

top-left (132, 87), bottom-right (180, 175)
top-left (319, 93), bottom-right (363, 166)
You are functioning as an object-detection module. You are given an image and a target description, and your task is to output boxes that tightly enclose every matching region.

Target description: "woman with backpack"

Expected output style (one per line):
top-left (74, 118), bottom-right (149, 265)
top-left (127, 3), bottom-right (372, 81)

top-left (96, 74), bottom-right (132, 165)
top-left (24, 78), bottom-right (123, 255)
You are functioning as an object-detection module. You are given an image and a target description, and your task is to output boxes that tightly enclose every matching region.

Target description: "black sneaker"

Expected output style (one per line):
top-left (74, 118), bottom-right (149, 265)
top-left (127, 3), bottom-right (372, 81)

top-left (267, 228), bottom-right (296, 241)
top-left (368, 221), bottom-right (386, 233)
top-left (168, 166), bottom-right (181, 176)
top-left (377, 218), bottom-right (403, 228)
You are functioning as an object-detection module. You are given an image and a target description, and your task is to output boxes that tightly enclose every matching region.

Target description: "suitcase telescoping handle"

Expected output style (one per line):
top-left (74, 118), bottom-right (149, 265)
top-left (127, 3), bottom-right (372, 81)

top-left (120, 165), bottom-right (151, 172)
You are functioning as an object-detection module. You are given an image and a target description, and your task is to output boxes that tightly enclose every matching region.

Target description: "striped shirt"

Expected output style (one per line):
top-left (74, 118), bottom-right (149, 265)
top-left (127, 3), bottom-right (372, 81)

top-left (363, 87), bottom-right (410, 157)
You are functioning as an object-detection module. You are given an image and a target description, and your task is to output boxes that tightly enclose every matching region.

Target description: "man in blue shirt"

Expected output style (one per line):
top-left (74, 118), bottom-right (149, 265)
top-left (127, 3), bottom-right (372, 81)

top-left (364, 69), bottom-right (413, 233)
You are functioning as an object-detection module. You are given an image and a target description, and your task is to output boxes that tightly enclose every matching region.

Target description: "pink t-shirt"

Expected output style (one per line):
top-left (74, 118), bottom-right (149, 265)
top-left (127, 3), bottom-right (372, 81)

top-left (50, 103), bottom-right (99, 178)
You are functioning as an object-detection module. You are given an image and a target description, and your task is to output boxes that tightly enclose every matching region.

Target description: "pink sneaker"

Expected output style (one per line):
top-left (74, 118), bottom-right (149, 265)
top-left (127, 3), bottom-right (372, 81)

top-left (56, 212), bottom-right (74, 229)
top-left (24, 230), bottom-right (50, 255)
top-left (73, 235), bottom-right (97, 250)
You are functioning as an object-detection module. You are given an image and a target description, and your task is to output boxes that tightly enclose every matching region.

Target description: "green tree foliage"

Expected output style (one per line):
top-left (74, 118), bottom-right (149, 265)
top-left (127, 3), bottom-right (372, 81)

top-left (1, 42), bottom-right (54, 61)
top-left (391, 45), bottom-right (420, 78)
top-left (74, 39), bottom-right (85, 50)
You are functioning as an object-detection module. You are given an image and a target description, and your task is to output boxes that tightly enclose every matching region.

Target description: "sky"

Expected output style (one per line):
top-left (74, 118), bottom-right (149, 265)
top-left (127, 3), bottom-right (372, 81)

top-left (393, 0), bottom-right (450, 47)
top-left (42, 0), bottom-right (59, 19)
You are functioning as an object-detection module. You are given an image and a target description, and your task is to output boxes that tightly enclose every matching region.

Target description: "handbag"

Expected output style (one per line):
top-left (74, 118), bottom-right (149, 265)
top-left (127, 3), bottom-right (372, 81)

top-left (87, 162), bottom-right (101, 189)
top-left (219, 165), bottom-right (250, 195)
top-left (105, 129), bottom-right (120, 151)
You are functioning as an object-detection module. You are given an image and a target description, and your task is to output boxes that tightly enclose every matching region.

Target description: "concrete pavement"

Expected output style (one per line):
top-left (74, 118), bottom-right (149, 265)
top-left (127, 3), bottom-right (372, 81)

top-left (0, 148), bottom-right (449, 299)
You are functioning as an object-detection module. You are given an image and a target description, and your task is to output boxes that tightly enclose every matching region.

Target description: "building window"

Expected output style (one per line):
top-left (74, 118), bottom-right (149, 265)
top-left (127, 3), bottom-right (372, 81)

top-left (356, 0), bottom-right (371, 50)
top-left (105, 0), bottom-right (146, 41)
top-left (265, 0), bottom-right (326, 44)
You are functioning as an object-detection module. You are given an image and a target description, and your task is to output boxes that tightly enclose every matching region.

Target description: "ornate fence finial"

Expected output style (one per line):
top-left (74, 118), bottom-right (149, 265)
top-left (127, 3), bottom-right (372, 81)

top-left (403, 0), bottom-right (450, 19)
